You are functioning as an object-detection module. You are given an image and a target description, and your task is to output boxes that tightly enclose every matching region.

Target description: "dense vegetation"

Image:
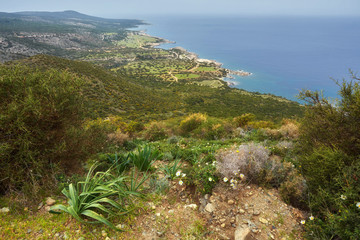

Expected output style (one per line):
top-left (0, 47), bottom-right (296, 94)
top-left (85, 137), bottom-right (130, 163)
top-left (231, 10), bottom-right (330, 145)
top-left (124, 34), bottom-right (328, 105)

top-left (297, 74), bottom-right (360, 239)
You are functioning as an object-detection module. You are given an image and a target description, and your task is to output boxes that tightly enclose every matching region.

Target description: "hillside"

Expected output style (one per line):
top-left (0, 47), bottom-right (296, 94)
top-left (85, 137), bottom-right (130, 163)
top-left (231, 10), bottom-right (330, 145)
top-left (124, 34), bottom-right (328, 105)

top-left (5, 55), bottom-right (303, 122)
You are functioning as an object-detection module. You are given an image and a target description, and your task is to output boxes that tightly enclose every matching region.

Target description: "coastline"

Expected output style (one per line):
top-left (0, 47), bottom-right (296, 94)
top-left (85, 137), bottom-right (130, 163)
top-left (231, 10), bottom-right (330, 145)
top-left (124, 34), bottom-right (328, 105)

top-left (142, 35), bottom-right (253, 85)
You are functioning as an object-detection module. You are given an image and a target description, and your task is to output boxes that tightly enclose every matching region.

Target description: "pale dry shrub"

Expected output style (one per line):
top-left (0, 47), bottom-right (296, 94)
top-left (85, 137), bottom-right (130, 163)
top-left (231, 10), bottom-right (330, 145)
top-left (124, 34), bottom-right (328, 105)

top-left (232, 127), bottom-right (247, 138)
top-left (217, 143), bottom-right (293, 186)
top-left (107, 130), bottom-right (130, 146)
top-left (279, 170), bottom-right (307, 209)
top-left (278, 121), bottom-right (299, 139)
top-left (276, 141), bottom-right (293, 149)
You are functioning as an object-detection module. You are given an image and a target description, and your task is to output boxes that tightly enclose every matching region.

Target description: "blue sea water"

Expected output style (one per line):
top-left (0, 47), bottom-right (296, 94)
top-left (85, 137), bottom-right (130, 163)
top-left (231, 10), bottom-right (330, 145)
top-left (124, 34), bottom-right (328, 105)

top-left (131, 15), bottom-right (360, 101)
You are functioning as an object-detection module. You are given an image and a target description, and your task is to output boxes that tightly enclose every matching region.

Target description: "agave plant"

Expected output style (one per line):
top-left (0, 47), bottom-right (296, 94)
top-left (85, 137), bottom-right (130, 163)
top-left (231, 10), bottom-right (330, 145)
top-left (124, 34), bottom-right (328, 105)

top-left (107, 152), bottom-right (132, 175)
top-left (129, 145), bottom-right (160, 172)
top-left (51, 163), bottom-right (129, 230)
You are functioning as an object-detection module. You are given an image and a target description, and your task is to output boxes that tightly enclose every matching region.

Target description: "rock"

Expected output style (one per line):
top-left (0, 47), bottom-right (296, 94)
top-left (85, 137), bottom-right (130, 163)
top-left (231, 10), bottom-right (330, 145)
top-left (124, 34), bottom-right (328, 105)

top-left (253, 210), bottom-right (260, 216)
top-left (205, 203), bottom-right (215, 213)
top-left (168, 210), bottom-right (174, 214)
top-left (221, 223), bottom-right (226, 228)
top-left (46, 197), bottom-right (56, 206)
top-left (259, 217), bottom-right (269, 225)
top-left (184, 204), bottom-right (197, 210)
top-left (228, 199), bottom-right (235, 205)
top-left (209, 195), bottom-right (216, 203)
top-left (239, 209), bottom-right (245, 214)
top-left (45, 206), bottom-right (51, 212)
top-left (204, 194), bottom-right (210, 200)
top-left (268, 232), bottom-right (275, 239)
top-left (157, 231), bottom-right (165, 237)
top-left (37, 202), bottom-right (43, 210)
top-left (105, 237), bottom-right (111, 240)
top-left (234, 225), bottom-right (251, 240)
top-left (101, 230), bottom-right (107, 237)
top-left (0, 207), bottom-right (10, 213)
top-left (220, 218), bottom-right (226, 223)
top-left (244, 204), bottom-right (249, 210)
top-left (230, 218), bottom-right (236, 224)
top-left (27, 229), bottom-right (32, 234)
top-left (155, 212), bottom-right (161, 217)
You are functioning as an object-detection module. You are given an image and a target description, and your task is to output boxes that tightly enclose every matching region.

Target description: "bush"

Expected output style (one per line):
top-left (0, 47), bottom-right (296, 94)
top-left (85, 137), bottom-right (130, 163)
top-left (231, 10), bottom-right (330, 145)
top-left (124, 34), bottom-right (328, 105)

top-left (0, 65), bottom-right (92, 196)
top-left (298, 73), bottom-right (360, 239)
top-left (187, 156), bottom-right (218, 194)
top-left (107, 130), bottom-right (130, 146)
top-left (144, 122), bottom-right (168, 141)
top-left (216, 143), bottom-right (293, 187)
top-left (233, 113), bottom-right (255, 128)
top-left (179, 113), bottom-right (207, 135)
top-left (279, 170), bottom-right (307, 209)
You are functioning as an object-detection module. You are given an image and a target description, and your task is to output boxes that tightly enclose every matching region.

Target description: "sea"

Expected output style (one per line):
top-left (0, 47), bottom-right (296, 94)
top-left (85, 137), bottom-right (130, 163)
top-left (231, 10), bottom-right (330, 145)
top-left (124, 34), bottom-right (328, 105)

top-left (130, 15), bottom-right (360, 101)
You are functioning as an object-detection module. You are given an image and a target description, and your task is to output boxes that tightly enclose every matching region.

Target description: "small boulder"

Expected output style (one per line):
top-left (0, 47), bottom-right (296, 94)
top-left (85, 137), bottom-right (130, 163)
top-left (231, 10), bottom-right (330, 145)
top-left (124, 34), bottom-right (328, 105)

top-left (205, 203), bottom-right (215, 213)
top-left (46, 197), bottom-right (56, 206)
top-left (235, 225), bottom-right (251, 240)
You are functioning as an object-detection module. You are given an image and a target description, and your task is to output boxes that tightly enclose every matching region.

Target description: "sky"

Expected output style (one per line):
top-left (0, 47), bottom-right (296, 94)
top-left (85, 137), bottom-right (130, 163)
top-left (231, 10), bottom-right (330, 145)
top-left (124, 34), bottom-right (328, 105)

top-left (1, 0), bottom-right (360, 18)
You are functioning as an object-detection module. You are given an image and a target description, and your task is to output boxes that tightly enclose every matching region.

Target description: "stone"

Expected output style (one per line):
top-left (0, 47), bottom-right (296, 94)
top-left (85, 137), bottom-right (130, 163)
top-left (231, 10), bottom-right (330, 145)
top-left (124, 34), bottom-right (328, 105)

top-left (230, 218), bottom-right (236, 224)
top-left (45, 206), bottom-right (51, 212)
top-left (155, 212), bottom-right (161, 217)
top-left (228, 199), bottom-right (235, 205)
top-left (0, 207), bottom-right (10, 213)
top-left (220, 218), bottom-right (226, 223)
top-left (27, 229), bottom-right (32, 234)
top-left (239, 209), bottom-right (245, 214)
top-left (168, 210), bottom-right (174, 214)
top-left (221, 223), bottom-right (226, 228)
top-left (259, 217), bottom-right (269, 225)
top-left (46, 197), bottom-right (56, 206)
top-left (253, 210), bottom-right (260, 216)
top-left (268, 233), bottom-right (275, 239)
top-left (205, 203), bottom-right (215, 213)
top-left (234, 225), bottom-right (251, 240)
top-left (157, 231), bottom-right (165, 237)
top-left (209, 195), bottom-right (216, 203)
top-left (101, 230), bottom-right (107, 237)
top-left (204, 194), bottom-right (210, 200)
top-left (38, 202), bottom-right (43, 210)
top-left (184, 204), bottom-right (197, 210)
top-left (105, 237), bottom-right (111, 240)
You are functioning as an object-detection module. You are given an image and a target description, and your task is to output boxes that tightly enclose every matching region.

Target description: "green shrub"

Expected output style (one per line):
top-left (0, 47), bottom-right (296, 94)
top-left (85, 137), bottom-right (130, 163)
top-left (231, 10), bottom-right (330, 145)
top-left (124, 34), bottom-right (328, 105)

top-left (233, 113), bottom-right (255, 128)
top-left (279, 170), bottom-right (307, 209)
top-left (187, 156), bottom-right (218, 194)
top-left (144, 122), bottom-right (168, 141)
top-left (298, 73), bottom-right (360, 239)
top-left (0, 65), bottom-right (92, 196)
top-left (179, 113), bottom-right (207, 135)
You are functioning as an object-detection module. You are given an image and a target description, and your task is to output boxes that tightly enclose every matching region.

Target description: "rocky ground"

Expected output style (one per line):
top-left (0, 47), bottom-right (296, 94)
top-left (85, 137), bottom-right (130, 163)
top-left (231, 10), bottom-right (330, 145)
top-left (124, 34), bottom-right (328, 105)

top-left (120, 180), bottom-right (305, 240)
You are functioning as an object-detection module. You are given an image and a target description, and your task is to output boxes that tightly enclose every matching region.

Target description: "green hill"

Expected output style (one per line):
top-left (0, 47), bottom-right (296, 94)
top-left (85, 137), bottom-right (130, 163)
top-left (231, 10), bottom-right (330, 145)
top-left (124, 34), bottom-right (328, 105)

top-left (6, 55), bottom-right (303, 122)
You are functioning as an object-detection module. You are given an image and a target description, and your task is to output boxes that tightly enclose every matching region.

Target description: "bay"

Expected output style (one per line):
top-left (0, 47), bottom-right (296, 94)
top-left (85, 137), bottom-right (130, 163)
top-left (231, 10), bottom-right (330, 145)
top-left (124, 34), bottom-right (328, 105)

top-left (131, 15), bottom-right (360, 101)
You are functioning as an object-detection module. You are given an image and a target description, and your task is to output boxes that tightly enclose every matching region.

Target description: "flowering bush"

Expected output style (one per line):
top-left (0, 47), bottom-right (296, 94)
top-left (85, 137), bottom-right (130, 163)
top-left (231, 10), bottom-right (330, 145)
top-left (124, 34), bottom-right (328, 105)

top-left (186, 155), bottom-right (218, 194)
top-left (179, 113), bottom-right (207, 135)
